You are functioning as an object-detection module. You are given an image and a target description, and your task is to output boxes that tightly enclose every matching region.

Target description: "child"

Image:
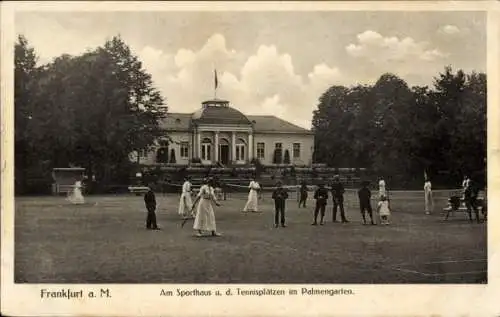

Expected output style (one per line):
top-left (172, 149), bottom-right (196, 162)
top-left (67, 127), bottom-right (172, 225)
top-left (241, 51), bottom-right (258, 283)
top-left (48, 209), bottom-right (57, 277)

top-left (144, 184), bottom-right (160, 230)
top-left (272, 181), bottom-right (289, 228)
top-left (376, 195), bottom-right (391, 225)
top-left (358, 181), bottom-right (375, 225)
top-left (312, 183), bottom-right (328, 225)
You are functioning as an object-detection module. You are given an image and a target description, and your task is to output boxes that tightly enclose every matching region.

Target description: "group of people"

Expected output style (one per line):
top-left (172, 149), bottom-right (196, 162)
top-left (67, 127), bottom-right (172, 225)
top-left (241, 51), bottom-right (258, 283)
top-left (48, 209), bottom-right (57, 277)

top-left (308, 177), bottom-right (391, 226)
top-left (141, 175), bottom-right (397, 237)
top-left (65, 171), bottom-right (483, 237)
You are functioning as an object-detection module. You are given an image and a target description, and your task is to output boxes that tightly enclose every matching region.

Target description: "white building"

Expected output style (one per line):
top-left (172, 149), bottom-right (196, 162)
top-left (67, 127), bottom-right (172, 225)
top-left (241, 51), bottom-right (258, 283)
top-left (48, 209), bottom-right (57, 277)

top-left (132, 98), bottom-right (314, 166)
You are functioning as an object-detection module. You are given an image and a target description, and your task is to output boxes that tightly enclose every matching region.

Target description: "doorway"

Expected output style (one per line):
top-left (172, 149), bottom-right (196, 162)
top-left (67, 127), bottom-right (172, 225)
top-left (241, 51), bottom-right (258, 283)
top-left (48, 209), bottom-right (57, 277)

top-left (219, 144), bottom-right (230, 165)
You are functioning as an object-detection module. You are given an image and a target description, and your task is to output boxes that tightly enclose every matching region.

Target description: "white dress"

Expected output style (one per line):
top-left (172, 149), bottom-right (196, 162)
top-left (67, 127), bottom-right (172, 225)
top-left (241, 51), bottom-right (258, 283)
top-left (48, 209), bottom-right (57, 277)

top-left (178, 181), bottom-right (193, 217)
top-left (378, 180), bottom-right (386, 198)
top-left (193, 185), bottom-right (217, 232)
top-left (67, 181), bottom-right (85, 204)
top-left (243, 181), bottom-right (260, 212)
top-left (424, 181), bottom-right (433, 213)
top-left (377, 200), bottom-right (391, 216)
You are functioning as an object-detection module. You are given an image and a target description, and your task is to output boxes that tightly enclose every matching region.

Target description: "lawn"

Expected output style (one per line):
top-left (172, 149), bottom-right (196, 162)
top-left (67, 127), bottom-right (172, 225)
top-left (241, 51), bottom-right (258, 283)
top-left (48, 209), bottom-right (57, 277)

top-left (14, 190), bottom-right (487, 284)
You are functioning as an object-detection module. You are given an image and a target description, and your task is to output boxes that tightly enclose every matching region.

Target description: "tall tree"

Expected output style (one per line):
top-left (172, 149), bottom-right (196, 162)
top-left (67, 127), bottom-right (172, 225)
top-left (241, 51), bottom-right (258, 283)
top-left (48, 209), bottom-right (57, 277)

top-left (14, 35), bottom-right (44, 193)
top-left (16, 34), bottom-right (168, 190)
top-left (311, 66), bottom-right (486, 189)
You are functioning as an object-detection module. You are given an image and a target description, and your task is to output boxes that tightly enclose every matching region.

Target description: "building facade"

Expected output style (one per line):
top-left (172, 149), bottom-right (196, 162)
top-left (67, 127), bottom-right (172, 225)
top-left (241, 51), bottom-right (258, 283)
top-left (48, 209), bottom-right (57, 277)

top-left (132, 99), bottom-right (315, 166)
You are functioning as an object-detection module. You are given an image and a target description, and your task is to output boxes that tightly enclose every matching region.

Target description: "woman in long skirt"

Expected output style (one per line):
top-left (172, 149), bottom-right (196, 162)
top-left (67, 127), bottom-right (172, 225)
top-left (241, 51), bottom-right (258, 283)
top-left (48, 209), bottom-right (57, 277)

top-left (243, 177), bottom-right (261, 212)
top-left (178, 176), bottom-right (193, 218)
top-left (378, 177), bottom-right (386, 199)
top-left (67, 179), bottom-right (85, 205)
top-left (192, 178), bottom-right (221, 237)
top-left (424, 178), bottom-right (433, 215)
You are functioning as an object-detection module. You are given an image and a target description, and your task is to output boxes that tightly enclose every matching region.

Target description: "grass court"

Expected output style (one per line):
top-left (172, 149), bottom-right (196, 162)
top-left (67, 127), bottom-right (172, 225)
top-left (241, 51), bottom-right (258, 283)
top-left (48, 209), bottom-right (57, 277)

top-left (15, 190), bottom-right (487, 284)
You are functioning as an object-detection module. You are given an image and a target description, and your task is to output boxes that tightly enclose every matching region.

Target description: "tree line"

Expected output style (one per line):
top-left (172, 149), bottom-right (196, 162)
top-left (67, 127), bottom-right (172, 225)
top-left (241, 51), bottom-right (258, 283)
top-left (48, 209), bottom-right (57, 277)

top-left (14, 34), bottom-right (486, 194)
top-left (15, 35), bottom-right (166, 194)
top-left (312, 69), bottom-right (486, 189)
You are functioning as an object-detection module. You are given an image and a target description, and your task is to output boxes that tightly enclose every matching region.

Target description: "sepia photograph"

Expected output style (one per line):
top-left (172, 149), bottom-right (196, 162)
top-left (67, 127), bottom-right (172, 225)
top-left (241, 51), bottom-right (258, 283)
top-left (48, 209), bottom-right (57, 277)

top-left (3, 2), bottom-right (499, 316)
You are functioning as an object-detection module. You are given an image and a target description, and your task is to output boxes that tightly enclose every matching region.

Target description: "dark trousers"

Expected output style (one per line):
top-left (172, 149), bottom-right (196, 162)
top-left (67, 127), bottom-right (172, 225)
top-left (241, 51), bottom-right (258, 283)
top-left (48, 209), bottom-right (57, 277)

top-left (313, 202), bottom-right (326, 223)
top-left (360, 203), bottom-right (373, 222)
top-left (274, 201), bottom-right (286, 225)
top-left (465, 198), bottom-right (480, 223)
top-left (146, 204), bottom-right (158, 229)
top-left (333, 197), bottom-right (347, 222)
top-left (299, 194), bottom-right (307, 207)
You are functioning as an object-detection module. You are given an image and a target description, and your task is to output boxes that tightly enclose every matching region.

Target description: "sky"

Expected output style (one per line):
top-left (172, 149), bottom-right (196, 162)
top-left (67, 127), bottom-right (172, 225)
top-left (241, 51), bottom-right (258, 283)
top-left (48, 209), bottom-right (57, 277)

top-left (15, 11), bottom-right (486, 129)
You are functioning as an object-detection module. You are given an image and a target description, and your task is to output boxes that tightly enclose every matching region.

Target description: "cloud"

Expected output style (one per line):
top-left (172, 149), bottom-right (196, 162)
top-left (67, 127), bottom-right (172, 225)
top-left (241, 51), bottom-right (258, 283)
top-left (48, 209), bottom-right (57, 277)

top-left (346, 30), bottom-right (448, 63)
top-left (138, 34), bottom-right (345, 129)
top-left (438, 24), bottom-right (461, 35)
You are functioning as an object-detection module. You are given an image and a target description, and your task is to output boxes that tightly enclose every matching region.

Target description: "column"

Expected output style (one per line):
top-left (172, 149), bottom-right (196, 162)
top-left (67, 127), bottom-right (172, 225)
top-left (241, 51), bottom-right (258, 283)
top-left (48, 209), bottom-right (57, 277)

top-left (248, 133), bottom-right (253, 160)
top-left (231, 131), bottom-right (236, 162)
top-left (214, 131), bottom-right (219, 162)
top-left (192, 131), bottom-right (196, 159)
top-left (197, 130), bottom-right (201, 159)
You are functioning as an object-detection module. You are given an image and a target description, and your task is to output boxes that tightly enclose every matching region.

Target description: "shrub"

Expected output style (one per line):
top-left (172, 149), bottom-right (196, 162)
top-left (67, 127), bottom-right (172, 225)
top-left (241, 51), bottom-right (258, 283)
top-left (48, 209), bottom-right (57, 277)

top-left (170, 149), bottom-right (176, 164)
top-left (283, 150), bottom-right (290, 164)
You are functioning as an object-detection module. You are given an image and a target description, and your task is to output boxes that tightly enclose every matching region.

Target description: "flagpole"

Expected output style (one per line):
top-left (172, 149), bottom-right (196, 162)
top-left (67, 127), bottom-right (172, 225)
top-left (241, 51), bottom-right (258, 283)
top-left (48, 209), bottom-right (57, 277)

top-left (214, 68), bottom-right (218, 100)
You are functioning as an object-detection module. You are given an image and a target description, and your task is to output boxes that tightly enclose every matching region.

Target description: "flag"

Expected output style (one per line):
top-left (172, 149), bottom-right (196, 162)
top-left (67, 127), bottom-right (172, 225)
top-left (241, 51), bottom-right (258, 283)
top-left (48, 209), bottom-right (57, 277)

top-left (424, 170), bottom-right (428, 180)
top-left (214, 69), bottom-right (218, 90)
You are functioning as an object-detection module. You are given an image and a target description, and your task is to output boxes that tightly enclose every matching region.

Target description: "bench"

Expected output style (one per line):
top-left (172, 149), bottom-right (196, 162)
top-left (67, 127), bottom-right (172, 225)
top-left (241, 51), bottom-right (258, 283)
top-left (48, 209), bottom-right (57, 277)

top-left (443, 197), bottom-right (485, 220)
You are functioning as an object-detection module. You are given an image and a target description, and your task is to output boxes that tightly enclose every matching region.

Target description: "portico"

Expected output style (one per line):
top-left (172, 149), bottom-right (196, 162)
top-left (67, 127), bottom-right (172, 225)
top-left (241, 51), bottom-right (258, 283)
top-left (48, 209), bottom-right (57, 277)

top-left (193, 125), bottom-right (254, 165)
top-left (131, 97), bottom-right (314, 167)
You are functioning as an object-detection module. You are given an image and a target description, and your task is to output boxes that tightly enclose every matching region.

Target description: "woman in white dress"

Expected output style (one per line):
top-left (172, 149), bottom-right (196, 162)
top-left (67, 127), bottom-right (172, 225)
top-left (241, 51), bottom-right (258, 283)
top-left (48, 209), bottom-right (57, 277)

top-left (378, 177), bottom-right (386, 198)
top-left (424, 178), bottom-right (433, 215)
top-left (178, 177), bottom-right (193, 218)
top-left (191, 178), bottom-right (221, 237)
top-left (67, 179), bottom-right (85, 205)
top-left (243, 177), bottom-right (261, 212)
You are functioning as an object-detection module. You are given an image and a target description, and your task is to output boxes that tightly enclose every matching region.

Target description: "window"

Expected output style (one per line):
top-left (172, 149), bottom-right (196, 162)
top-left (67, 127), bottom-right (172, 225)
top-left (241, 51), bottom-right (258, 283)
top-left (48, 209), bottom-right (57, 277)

top-left (293, 143), bottom-right (301, 158)
top-left (273, 143), bottom-right (283, 164)
top-left (139, 149), bottom-right (148, 158)
top-left (236, 138), bottom-right (246, 161)
top-left (201, 138), bottom-right (212, 161)
top-left (257, 142), bottom-right (265, 159)
top-left (180, 142), bottom-right (189, 158)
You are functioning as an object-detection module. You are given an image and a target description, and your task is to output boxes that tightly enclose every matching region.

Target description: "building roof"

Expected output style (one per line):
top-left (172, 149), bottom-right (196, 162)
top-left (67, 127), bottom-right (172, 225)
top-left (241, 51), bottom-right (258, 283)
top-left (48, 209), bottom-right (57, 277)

top-left (159, 99), bottom-right (312, 134)
top-left (192, 100), bottom-right (252, 125)
top-left (159, 113), bottom-right (192, 131)
top-left (247, 115), bottom-right (313, 134)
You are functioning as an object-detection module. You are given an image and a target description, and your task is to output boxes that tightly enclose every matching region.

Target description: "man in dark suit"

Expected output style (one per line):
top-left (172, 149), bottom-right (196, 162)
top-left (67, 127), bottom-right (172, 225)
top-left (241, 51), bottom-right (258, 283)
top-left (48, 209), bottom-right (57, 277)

top-left (358, 180), bottom-right (375, 225)
top-left (272, 181), bottom-right (289, 228)
top-left (144, 184), bottom-right (160, 230)
top-left (330, 175), bottom-right (348, 223)
top-left (312, 183), bottom-right (328, 225)
top-left (299, 181), bottom-right (308, 208)
top-left (464, 179), bottom-right (481, 223)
